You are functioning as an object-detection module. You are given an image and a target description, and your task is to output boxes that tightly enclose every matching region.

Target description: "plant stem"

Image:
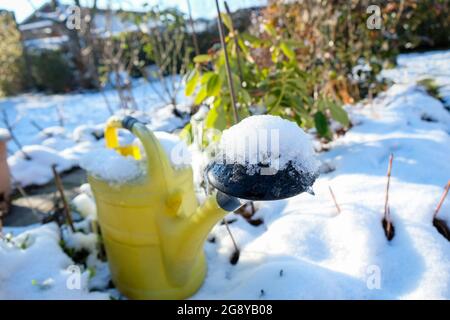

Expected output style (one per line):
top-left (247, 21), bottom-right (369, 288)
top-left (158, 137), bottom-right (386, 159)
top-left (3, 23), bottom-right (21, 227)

top-left (329, 185), bottom-right (341, 215)
top-left (434, 180), bottom-right (450, 219)
top-left (224, 1), bottom-right (244, 86)
top-left (215, 0), bottom-right (239, 124)
top-left (51, 165), bottom-right (75, 232)
top-left (1, 109), bottom-right (31, 160)
top-left (384, 154), bottom-right (394, 235)
top-left (186, 0), bottom-right (200, 56)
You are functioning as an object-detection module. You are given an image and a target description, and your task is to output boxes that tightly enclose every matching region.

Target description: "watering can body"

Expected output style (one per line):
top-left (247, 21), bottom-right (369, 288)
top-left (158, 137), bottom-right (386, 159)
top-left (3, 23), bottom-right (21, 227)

top-left (87, 117), bottom-right (226, 299)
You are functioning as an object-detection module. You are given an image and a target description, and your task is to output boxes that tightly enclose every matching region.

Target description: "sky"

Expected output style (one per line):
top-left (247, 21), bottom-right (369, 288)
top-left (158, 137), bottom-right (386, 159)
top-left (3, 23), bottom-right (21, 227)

top-left (0, 0), bottom-right (266, 23)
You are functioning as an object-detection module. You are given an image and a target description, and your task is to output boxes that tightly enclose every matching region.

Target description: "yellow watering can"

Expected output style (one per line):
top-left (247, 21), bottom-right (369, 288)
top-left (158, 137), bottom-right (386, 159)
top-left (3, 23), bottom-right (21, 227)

top-left (88, 116), bottom-right (227, 299)
top-left (88, 115), bottom-right (318, 300)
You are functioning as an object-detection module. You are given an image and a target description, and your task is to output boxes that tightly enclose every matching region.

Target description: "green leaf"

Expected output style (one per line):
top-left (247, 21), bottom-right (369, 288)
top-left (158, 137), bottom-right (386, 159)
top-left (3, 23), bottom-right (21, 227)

top-left (265, 93), bottom-right (278, 110)
top-left (263, 23), bottom-right (276, 36)
top-left (194, 86), bottom-right (207, 105)
top-left (206, 74), bottom-right (221, 97)
top-left (241, 33), bottom-right (262, 47)
top-left (178, 123), bottom-right (193, 145)
top-left (280, 42), bottom-right (296, 61)
top-left (200, 72), bottom-right (214, 84)
top-left (193, 54), bottom-right (211, 63)
top-left (205, 101), bottom-right (227, 131)
top-left (221, 13), bottom-right (233, 31)
top-left (240, 89), bottom-right (252, 105)
top-left (185, 69), bottom-right (199, 96)
top-left (328, 102), bottom-right (350, 127)
top-left (314, 111), bottom-right (330, 138)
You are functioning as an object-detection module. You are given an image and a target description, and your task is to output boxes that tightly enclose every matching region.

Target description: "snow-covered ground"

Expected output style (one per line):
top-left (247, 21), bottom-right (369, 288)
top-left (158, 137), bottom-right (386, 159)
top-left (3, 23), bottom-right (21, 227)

top-left (1, 50), bottom-right (450, 299)
top-left (1, 77), bottom-right (190, 187)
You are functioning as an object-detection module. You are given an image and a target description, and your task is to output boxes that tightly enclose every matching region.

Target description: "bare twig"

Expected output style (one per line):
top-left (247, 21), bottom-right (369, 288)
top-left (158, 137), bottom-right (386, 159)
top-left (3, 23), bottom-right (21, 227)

top-left (55, 105), bottom-right (65, 127)
top-left (384, 154), bottom-right (393, 219)
top-left (11, 179), bottom-right (39, 215)
top-left (186, 0), bottom-right (200, 56)
top-left (224, 1), bottom-right (244, 86)
top-left (51, 165), bottom-right (75, 232)
top-left (223, 217), bottom-right (240, 264)
top-left (30, 120), bottom-right (44, 132)
top-left (215, 0), bottom-right (239, 123)
top-left (100, 89), bottom-right (115, 115)
top-left (328, 185), bottom-right (341, 215)
top-left (433, 180), bottom-right (450, 219)
top-left (1, 109), bottom-right (31, 160)
top-left (383, 154), bottom-right (394, 240)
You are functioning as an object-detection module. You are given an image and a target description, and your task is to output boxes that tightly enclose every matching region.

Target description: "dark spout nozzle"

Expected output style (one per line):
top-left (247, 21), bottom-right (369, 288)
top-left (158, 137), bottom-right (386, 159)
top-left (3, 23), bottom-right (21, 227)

top-left (216, 191), bottom-right (246, 212)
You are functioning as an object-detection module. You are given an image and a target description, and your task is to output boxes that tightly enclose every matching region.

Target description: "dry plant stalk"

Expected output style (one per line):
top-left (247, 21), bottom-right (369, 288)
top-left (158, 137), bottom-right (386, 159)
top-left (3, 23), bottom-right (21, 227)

top-left (328, 185), bottom-right (341, 215)
top-left (433, 180), bottom-right (450, 219)
top-left (215, 0), bottom-right (241, 263)
top-left (215, 0), bottom-right (239, 123)
top-left (51, 165), bottom-right (75, 232)
top-left (383, 154), bottom-right (395, 240)
top-left (432, 180), bottom-right (450, 241)
top-left (186, 0), bottom-right (200, 56)
top-left (1, 109), bottom-right (31, 160)
top-left (224, 1), bottom-right (244, 85)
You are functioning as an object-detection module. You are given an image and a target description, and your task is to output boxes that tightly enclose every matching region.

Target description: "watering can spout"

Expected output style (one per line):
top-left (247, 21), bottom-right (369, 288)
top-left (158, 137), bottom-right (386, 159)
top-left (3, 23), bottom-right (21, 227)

top-left (163, 194), bottom-right (227, 286)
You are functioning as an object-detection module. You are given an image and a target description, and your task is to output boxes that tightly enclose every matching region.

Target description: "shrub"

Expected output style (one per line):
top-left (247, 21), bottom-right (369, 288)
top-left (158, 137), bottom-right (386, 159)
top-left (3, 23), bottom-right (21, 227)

top-left (184, 0), bottom-right (449, 143)
top-left (29, 49), bottom-right (74, 93)
top-left (184, 11), bottom-right (350, 141)
top-left (0, 11), bottom-right (24, 97)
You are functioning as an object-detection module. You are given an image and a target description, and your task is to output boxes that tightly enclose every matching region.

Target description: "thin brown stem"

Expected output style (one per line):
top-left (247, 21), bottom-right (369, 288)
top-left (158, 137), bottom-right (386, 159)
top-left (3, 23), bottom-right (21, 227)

top-left (384, 154), bottom-right (393, 220)
top-left (186, 0), bottom-right (200, 56)
top-left (51, 165), bottom-right (75, 232)
top-left (222, 217), bottom-right (240, 264)
top-left (215, 0), bottom-right (239, 124)
top-left (1, 109), bottom-right (31, 160)
top-left (328, 185), bottom-right (341, 215)
top-left (383, 154), bottom-right (394, 239)
top-left (433, 180), bottom-right (450, 219)
top-left (224, 1), bottom-right (244, 86)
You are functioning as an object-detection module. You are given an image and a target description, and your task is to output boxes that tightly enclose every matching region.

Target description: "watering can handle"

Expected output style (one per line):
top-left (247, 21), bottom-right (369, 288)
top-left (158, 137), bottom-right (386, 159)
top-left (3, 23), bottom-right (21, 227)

top-left (104, 116), bottom-right (173, 184)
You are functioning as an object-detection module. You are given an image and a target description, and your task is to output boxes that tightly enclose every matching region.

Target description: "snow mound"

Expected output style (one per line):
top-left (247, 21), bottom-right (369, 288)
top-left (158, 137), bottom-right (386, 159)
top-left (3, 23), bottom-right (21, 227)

top-left (8, 145), bottom-right (75, 187)
top-left (0, 223), bottom-right (108, 300)
top-left (193, 80), bottom-right (450, 300)
top-left (218, 115), bottom-right (319, 174)
top-left (80, 148), bottom-right (143, 184)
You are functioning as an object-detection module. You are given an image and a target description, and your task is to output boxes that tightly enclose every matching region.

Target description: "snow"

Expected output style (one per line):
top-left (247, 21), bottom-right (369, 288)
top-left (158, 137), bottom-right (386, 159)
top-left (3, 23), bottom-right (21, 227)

top-left (1, 77), bottom-right (190, 187)
top-left (0, 223), bottom-right (109, 300)
top-left (23, 36), bottom-right (70, 51)
top-left (79, 130), bottom-right (191, 183)
top-left (218, 115), bottom-right (319, 175)
top-left (1, 50), bottom-right (450, 299)
top-left (80, 148), bottom-right (143, 184)
top-left (0, 128), bottom-right (10, 141)
top-left (8, 144), bottom-right (76, 187)
top-left (72, 191), bottom-right (97, 219)
top-left (193, 65), bottom-right (450, 299)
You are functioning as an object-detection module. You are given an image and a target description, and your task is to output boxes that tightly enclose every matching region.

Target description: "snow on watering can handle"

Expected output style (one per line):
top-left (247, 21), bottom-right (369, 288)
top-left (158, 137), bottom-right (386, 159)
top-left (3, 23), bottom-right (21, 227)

top-left (104, 116), bottom-right (174, 186)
